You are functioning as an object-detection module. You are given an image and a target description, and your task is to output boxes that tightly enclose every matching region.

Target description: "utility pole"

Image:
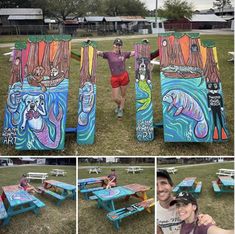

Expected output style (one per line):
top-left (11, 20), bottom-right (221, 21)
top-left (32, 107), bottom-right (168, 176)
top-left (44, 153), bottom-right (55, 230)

top-left (155, 0), bottom-right (158, 35)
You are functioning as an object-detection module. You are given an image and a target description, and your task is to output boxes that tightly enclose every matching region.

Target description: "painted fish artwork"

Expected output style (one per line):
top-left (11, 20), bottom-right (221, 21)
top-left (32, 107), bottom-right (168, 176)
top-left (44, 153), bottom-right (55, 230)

top-left (159, 32), bottom-right (229, 142)
top-left (135, 41), bottom-right (154, 142)
top-left (2, 35), bottom-right (71, 150)
top-left (77, 40), bottom-right (97, 144)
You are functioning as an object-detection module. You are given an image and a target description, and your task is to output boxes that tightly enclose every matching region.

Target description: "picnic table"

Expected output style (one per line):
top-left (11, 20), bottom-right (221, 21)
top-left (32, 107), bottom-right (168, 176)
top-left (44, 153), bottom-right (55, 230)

top-left (78, 177), bottom-right (108, 200)
top-left (88, 167), bottom-right (102, 174)
top-left (50, 169), bottom-right (67, 177)
top-left (172, 177), bottom-right (202, 197)
top-left (27, 172), bottom-right (48, 183)
top-left (1, 185), bottom-right (45, 225)
top-left (93, 183), bottom-right (150, 212)
top-left (212, 176), bottom-right (234, 195)
top-left (78, 176), bottom-right (107, 190)
top-left (164, 167), bottom-right (177, 174)
top-left (126, 166), bottom-right (144, 174)
top-left (38, 180), bottom-right (76, 206)
top-left (227, 51), bottom-right (234, 62)
top-left (216, 169), bottom-right (234, 177)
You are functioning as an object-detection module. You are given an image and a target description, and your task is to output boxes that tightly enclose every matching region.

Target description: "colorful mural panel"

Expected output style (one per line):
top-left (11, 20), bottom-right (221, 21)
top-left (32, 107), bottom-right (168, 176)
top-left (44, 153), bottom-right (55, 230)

top-left (135, 41), bottom-right (154, 141)
top-left (11, 35), bottom-right (71, 150)
top-left (77, 41), bottom-right (97, 145)
top-left (2, 42), bottom-right (27, 145)
top-left (159, 33), bottom-right (229, 142)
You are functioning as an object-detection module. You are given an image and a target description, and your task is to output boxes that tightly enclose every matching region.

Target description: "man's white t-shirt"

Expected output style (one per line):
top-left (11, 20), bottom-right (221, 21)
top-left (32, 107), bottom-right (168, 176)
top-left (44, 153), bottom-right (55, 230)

top-left (157, 201), bottom-right (182, 234)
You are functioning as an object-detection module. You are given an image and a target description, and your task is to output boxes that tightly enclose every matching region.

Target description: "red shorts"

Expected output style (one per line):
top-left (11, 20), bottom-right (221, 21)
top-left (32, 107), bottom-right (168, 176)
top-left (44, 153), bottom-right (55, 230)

top-left (110, 71), bottom-right (129, 88)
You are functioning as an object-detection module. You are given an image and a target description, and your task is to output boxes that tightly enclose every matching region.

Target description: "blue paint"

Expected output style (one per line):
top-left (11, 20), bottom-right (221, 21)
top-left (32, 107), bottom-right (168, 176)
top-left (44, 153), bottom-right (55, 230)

top-left (77, 83), bottom-right (96, 144)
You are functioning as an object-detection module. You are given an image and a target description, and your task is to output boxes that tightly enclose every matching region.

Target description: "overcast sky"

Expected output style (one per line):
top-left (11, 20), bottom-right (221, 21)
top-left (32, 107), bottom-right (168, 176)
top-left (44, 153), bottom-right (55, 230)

top-left (141, 0), bottom-right (234, 11)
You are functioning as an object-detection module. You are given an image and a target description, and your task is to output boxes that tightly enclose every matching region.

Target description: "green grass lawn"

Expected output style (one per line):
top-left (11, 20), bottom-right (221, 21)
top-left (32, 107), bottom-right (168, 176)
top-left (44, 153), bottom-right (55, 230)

top-left (78, 166), bottom-right (155, 234)
top-left (0, 34), bottom-right (234, 155)
top-left (158, 161), bottom-right (234, 229)
top-left (0, 165), bottom-right (76, 234)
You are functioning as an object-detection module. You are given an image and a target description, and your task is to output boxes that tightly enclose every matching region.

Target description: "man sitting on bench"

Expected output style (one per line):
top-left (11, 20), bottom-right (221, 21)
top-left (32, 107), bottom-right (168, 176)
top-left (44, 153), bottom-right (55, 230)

top-left (106, 169), bottom-right (117, 189)
top-left (19, 174), bottom-right (41, 194)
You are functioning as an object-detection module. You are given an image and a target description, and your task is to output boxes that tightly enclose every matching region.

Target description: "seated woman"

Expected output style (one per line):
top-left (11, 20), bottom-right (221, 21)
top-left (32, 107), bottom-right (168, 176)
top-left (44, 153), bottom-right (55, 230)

top-left (170, 191), bottom-right (233, 234)
top-left (19, 174), bottom-right (40, 194)
top-left (106, 169), bottom-right (117, 189)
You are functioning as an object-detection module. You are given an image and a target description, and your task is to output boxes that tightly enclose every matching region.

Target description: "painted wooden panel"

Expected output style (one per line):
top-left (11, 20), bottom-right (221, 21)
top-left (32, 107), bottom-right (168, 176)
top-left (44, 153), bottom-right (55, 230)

top-left (77, 41), bottom-right (97, 145)
top-left (135, 41), bottom-right (154, 141)
top-left (14, 35), bottom-right (71, 150)
top-left (159, 32), bottom-right (229, 142)
top-left (2, 42), bottom-right (27, 145)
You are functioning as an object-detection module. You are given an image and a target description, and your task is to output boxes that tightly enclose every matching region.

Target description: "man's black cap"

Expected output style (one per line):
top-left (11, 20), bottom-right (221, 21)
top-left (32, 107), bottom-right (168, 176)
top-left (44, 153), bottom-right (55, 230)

top-left (170, 191), bottom-right (197, 206)
top-left (113, 38), bottom-right (123, 46)
top-left (157, 169), bottom-right (173, 186)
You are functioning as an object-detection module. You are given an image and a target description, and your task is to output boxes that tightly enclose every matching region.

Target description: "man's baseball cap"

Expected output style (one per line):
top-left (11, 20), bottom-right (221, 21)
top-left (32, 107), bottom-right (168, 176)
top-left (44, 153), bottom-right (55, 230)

top-left (113, 38), bottom-right (123, 46)
top-left (170, 191), bottom-right (197, 206)
top-left (157, 169), bottom-right (173, 186)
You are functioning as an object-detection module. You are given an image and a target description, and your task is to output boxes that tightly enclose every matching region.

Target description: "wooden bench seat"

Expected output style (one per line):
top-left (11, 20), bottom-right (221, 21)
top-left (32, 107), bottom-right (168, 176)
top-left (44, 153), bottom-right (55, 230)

top-left (80, 187), bottom-right (104, 200)
top-left (172, 186), bottom-right (180, 193)
top-left (89, 195), bottom-right (98, 200)
top-left (212, 181), bottom-right (221, 193)
top-left (0, 197), bottom-right (8, 220)
top-left (194, 182), bottom-right (202, 193)
top-left (30, 195), bottom-right (46, 209)
top-left (194, 182), bottom-right (202, 197)
top-left (107, 198), bottom-right (154, 230)
top-left (38, 186), bottom-right (65, 206)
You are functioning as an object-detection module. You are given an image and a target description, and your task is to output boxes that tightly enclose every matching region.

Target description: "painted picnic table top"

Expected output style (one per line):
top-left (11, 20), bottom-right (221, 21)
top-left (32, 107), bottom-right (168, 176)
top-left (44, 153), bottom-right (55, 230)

top-left (44, 180), bottom-right (76, 191)
top-left (78, 176), bottom-right (107, 185)
top-left (93, 186), bottom-right (134, 201)
top-left (177, 177), bottom-right (197, 188)
top-left (2, 185), bottom-right (35, 207)
top-left (219, 176), bottom-right (234, 187)
top-left (123, 184), bottom-right (150, 192)
top-left (93, 184), bottom-right (150, 201)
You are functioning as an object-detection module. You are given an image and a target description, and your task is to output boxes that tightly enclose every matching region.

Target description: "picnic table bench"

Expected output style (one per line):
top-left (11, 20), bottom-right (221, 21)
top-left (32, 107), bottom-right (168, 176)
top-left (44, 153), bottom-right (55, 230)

top-left (216, 169), bottom-right (234, 177)
top-left (126, 166), bottom-right (144, 174)
top-left (78, 177), bottom-right (108, 200)
top-left (227, 51), bottom-right (234, 62)
top-left (173, 177), bottom-right (202, 197)
top-left (107, 198), bottom-right (154, 230)
top-left (38, 180), bottom-right (76, 206)
top-left (1, 185), bottom-right (45, 225)
top-left (50, 169), bottom-right (67, 176)
top-left (212, 176), bottom-right (234, 196)
top-left (27, 172), bottom-right (48, 183)
top-left (88, 167), bottom-right (102, 174)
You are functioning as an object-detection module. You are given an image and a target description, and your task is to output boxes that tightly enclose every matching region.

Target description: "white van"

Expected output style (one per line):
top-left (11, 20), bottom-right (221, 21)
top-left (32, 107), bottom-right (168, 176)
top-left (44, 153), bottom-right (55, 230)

top-left (0, 158), bottom-right (13, 166)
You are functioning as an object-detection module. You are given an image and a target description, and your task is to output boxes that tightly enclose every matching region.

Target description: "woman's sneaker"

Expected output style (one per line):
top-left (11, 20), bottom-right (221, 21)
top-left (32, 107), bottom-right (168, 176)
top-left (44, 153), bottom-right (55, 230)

top-left (117, 109), bottom-right (124, 118)
top-left (115, 106), bottom-right (120, 114)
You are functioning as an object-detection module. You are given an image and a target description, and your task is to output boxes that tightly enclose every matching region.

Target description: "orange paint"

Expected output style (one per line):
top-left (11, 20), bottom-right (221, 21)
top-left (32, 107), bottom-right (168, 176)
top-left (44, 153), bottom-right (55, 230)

top-left (180, 35), bottom-right (190, 63)
top-left (38, 41), bottom-right (46, 65)
top-left (169, 35), bottom-right (174, 47)
top-left (50, 41), bottom-right (58, 62)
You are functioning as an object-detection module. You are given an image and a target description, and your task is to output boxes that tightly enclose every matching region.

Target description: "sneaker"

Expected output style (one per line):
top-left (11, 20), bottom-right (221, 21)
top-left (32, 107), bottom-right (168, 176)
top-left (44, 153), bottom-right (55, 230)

top-left (115, 106), bottom-right (120, 114)
top-left (117, 109), bottom-right (123, 118)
